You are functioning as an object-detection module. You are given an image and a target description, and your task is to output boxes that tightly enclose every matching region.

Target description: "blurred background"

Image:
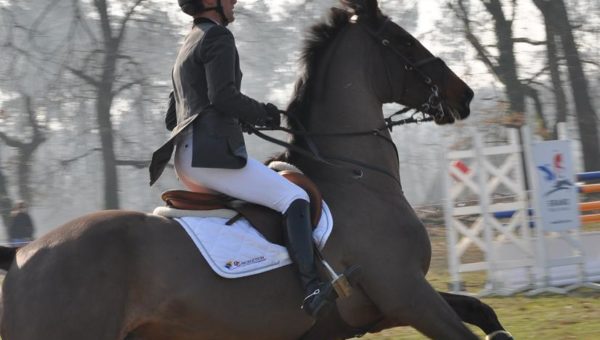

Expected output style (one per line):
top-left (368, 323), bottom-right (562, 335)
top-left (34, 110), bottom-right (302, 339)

top-left (1, 0), bottom-right (598, 235)
top-left (0, 0), bottom-right (598, 337)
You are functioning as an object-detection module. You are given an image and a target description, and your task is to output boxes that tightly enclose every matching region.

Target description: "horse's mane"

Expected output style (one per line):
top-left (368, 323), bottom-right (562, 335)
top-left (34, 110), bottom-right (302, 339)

top-left (286, 8), bottom-right (351, 128)
top-left (268, 8), bottom-right (351, 165)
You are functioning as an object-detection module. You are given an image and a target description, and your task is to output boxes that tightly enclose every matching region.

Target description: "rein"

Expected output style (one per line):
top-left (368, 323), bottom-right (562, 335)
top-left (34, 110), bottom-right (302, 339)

top-left (247, 109), bottom-right (431, 187)
top-left (247, 121), bottom-right (401, 185)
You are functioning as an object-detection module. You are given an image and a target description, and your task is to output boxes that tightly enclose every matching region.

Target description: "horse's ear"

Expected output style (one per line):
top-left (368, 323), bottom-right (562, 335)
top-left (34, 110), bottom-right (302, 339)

top-left (339, 0), bottom-right (380, 19)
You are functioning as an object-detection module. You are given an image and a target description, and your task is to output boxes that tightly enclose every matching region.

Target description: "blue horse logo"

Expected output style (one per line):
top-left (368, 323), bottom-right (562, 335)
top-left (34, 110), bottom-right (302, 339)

top-left (537, 152), bottom-right (574, 196)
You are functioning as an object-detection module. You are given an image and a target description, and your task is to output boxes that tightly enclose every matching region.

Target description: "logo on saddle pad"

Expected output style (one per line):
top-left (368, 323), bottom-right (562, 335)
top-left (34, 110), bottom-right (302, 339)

top-left (224, 256), bottom-right (266, 270)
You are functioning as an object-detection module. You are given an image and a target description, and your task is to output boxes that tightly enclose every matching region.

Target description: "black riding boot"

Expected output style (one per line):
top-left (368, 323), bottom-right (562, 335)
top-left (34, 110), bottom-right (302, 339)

top-left (284, 199), bottom-right (336, 319)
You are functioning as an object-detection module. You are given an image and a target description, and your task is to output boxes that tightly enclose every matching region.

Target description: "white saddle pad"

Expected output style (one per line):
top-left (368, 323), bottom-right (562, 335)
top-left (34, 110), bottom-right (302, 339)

top-left (154, 202), bottom-right (333, 279)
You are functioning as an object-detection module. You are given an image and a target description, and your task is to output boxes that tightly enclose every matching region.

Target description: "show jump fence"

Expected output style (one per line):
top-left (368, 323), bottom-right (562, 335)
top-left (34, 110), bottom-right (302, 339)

top-left (444, 126), bottom-right (600, 296)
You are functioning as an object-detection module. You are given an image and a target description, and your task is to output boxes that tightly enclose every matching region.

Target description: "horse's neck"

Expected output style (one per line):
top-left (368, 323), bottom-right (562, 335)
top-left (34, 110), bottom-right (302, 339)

top-left (293, 35), bottom-right (402, 197)
top-left (298, 103), bottom-right (402, 193)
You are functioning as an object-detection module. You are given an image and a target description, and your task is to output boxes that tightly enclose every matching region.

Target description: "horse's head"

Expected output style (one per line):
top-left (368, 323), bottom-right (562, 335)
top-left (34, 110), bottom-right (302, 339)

top-left (341, 0), bottom-right (474, 124)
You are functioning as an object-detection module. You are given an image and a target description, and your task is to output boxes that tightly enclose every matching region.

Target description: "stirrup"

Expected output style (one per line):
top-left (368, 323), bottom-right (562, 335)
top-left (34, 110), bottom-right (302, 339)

top-left (300, 283), bottom-right (337, 319)
top-left (302, 288), bottom-right (322, 304)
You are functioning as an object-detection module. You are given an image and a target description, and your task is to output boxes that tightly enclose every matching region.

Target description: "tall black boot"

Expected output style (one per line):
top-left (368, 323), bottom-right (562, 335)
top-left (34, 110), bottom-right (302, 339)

top-left (284, 199), bottom-right (336, 319)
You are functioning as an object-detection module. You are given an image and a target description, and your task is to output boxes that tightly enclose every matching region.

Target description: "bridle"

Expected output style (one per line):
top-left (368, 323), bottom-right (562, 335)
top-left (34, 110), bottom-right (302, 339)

top-left (361, 16), bottom-right (452, 123)
top-left (249, 15), bottom-right (454, 186)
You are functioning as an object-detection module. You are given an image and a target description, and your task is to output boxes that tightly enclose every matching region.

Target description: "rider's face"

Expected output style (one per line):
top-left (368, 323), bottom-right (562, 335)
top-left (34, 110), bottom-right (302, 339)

top-left (202, 0), bottom-right (236, 24)
top-left (221, 0), bottom-right (236, 23)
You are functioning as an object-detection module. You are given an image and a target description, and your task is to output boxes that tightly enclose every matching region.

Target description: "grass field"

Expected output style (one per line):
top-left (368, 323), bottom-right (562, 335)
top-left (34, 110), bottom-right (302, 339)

top-left (355, 221), bottom-right (600, 339)
top-left (359, 291), bottom-right (600, 339)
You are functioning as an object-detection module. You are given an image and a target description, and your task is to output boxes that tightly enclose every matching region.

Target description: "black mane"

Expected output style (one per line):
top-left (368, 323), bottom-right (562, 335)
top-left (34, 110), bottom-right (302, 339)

top-left (286, 8), bottom-right (351, 127)
top-left (268, 8), bottom-right (351, 165)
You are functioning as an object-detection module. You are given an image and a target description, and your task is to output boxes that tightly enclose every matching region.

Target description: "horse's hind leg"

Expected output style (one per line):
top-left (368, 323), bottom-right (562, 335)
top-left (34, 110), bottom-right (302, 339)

top-left (439, 292), bottom-right (513, 340)
top-left (370, 275), bottom-right (478, 339)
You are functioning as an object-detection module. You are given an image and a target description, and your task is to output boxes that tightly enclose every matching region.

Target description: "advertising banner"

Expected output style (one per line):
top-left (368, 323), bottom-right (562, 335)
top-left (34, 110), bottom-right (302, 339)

top-left (532, 140), bottom-right (580, 232)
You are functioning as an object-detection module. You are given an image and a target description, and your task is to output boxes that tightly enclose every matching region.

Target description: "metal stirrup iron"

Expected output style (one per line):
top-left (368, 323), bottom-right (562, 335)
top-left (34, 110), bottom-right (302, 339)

top-left (314, 248), bottom-right (357, 298)
top-left (322, 259), bottom-right (353, 298)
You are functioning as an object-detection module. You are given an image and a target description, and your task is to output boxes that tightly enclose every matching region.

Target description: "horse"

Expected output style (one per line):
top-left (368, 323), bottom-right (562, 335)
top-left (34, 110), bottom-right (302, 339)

top-left (0, 1), bottom-right (513, 339)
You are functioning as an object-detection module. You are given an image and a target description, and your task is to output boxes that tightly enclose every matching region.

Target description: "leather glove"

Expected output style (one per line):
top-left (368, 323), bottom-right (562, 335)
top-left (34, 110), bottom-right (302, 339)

top-left (262, 103), bottom-right (281, 128)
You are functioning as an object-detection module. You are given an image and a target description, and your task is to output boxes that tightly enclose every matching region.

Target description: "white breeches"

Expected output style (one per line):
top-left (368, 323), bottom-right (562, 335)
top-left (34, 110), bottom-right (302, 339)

top-left (174, 131), bottom-right (309, 213)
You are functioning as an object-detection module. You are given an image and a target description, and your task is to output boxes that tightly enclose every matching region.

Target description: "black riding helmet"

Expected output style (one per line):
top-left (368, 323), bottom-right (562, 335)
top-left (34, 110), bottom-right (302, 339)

top-left (178, 0), bottom-right (228, 25)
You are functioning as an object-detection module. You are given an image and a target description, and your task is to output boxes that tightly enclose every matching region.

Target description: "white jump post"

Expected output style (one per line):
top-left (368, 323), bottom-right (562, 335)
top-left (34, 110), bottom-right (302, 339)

top-left (445, 124), bottom-right (600, 295)
top-left (444, 127), bottom-right (534, 296)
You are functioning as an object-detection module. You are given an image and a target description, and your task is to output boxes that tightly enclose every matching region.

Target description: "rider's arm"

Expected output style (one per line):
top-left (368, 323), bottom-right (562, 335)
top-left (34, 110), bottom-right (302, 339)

top-left (199, 25), bottom-right (270, 125)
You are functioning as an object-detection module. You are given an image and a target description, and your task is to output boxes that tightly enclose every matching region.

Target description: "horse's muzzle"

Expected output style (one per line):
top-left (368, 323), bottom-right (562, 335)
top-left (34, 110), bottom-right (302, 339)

top-left (451, 87), bottom-right (474, 122)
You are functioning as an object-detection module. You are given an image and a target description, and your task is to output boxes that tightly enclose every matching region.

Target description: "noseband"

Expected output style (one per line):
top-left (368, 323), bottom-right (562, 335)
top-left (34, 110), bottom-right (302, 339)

top-left (362, 17), bottom-right (449, 122)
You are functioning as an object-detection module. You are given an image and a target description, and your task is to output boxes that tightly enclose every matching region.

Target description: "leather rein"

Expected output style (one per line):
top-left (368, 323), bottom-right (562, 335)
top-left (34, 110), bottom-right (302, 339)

top-left (249, 17), bottom-right (450, 187)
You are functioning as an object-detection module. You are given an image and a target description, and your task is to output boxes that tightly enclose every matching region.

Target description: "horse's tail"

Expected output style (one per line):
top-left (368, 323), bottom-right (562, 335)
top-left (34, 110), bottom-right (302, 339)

top-left (0, 246), bottom-right (18, 271)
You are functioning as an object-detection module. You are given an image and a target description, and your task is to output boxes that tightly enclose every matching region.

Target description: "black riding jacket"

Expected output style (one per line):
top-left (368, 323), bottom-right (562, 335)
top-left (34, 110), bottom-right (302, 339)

top-left (149, 18), bottom-right (270, 185)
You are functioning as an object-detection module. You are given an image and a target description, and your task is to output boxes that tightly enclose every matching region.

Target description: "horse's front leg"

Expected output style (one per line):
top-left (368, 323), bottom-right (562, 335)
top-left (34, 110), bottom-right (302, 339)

top-left (366, 290), bottom-right (514, 339)
top-left (363, 272), bottom-right (479, 340)
top-left (438, 292), bottom-right (514, 340)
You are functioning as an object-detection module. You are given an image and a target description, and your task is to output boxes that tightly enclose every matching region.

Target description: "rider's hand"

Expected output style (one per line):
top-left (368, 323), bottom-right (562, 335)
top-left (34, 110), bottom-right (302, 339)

top-left (262, 103), bottom-right (281, 128)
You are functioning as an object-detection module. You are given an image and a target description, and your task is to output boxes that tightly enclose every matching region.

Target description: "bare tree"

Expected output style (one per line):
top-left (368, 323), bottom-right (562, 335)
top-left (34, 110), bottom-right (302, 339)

top-left (0, 95), bottom-right (46, 204)
top-left (9, 0), bottom-right (178, 209)
top-left (532, 0), bottom-right (600, 171)
top-left (449, 0), bottom-right (523, 113)
top-left (448, 0), bottom-right (549, 132)
top-left (62, 0), bottom-right (145, 209)
top-left (542, 16), bottom-right (569, 139)
top-left (0, 5), bottom-right (49, 222)
top-left (0, 146), bottom-right (11, 229)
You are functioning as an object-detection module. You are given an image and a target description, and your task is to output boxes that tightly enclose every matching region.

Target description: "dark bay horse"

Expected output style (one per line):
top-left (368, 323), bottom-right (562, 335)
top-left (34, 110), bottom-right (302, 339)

top-left (0, 1), bottom-right (512, 339)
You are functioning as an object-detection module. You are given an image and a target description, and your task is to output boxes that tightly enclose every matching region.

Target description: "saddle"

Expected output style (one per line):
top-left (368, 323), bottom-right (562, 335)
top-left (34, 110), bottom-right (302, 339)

top-left (161, 170), bottom-right (323, 245)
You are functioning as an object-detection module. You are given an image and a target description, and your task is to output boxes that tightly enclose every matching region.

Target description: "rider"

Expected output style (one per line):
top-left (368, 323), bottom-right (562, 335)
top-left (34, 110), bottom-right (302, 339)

top-left (149, 0), bottom-right (335, 318)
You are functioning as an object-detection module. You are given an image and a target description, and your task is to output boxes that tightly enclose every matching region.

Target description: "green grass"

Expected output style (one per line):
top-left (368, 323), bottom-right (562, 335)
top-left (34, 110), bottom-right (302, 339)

top-left (357, 289), bottom-right (600, 339)
top-left (355, 222), bottom-right (600, 339)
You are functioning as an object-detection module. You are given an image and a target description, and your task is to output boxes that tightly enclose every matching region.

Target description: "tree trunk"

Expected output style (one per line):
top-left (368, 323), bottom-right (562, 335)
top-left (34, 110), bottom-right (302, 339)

top-left (97, 95), bottom-right (119, 209)
top-left (17, 149), bottom-right (35, 205)
top-left (90, 0), bottom-right (143, 209)
top-left (16, 95), bottom-right (46, 205)
top-left (544, 23), bottom-right (568, 138)
top-left (0, 147), bottom-right (12, 233)
top-left (97, 44), bottom-right (120, 209)
top-left (533, 0), bottom-right (600, 171)
top-left (482, 0), bottom-right (526, 114)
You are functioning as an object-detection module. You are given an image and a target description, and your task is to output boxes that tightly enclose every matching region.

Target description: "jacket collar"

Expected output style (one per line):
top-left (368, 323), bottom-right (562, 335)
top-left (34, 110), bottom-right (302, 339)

top-left (193, 17), bottom-right (221, 26)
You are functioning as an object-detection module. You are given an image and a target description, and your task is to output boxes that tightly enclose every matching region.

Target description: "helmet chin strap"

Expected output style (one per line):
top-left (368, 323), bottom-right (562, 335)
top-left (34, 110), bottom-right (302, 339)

top-left (203, 0), bottom-right (229, 26)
